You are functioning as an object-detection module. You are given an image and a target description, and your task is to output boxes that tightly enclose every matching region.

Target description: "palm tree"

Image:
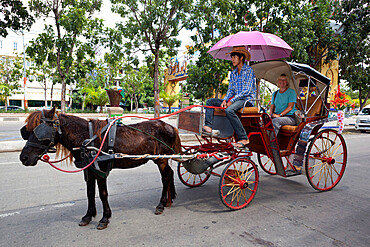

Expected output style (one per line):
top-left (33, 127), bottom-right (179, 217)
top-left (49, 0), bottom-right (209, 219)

top-left (160, 91), bottom-right (182, 113)
top-left (80, 84), bottom-right (109, 113)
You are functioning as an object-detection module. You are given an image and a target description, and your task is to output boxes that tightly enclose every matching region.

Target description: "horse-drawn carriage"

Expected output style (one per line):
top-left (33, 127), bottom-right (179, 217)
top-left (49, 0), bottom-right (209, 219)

top-left (176, 60), bottom-right (347, 210)
top-left (19, 60), bottom-right (347, 229)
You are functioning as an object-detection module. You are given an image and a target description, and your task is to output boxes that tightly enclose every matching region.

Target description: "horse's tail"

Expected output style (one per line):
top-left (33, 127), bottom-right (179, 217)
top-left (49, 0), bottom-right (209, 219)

top-left (172, 127), bottom-right (182, 154)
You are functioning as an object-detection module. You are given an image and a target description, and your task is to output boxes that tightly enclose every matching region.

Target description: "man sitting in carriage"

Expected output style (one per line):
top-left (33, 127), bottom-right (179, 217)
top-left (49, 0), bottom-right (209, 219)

top-left (202, 46), bottom-right (257, 150)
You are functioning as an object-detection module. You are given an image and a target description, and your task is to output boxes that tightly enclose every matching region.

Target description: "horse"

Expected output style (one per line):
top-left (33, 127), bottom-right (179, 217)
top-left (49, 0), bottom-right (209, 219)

top-left (19, 108), bottom-right (182, 230)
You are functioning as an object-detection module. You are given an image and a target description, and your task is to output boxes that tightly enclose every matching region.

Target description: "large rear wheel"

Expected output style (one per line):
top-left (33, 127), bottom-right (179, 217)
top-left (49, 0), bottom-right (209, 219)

top-left (219, 158), bottom-right (259, 210)
top-left (305, 129), bottom-right (347, 191)
top-left (177, 163), bottom-right (210, 187)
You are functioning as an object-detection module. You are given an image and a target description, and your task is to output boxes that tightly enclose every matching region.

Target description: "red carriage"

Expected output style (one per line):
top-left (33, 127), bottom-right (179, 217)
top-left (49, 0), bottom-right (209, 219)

top-left (176, 60), bottom-right (347, 210)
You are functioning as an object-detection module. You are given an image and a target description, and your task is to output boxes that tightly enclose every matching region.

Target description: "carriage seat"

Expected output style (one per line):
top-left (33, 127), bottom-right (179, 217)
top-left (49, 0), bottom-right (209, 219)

top-left (238, 107), bottom-right (259, 114)
top-left (214, 106), bottom-right (259, 114)
top-left (279, 125), bottom-right (298, 136)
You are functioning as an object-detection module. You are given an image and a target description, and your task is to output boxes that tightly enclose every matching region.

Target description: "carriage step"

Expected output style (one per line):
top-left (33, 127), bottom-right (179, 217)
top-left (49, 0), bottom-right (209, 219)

top-left (280, 150), bottom-right (290, 156)
top-left (285, 170), bottom-right (302, 177)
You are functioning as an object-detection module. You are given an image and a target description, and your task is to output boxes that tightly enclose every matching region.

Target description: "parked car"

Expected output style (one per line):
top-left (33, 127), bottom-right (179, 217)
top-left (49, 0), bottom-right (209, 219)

top-left (0, 105), bottom-right (24, 111)
top-left (355, 105), bottom-right (370, 133)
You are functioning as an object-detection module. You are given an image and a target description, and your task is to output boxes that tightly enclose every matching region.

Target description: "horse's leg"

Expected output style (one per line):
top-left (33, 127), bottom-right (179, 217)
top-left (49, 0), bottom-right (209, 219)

top-left (96, 176), bottom-right (111, 230)
top-left (155, 159), bottom-right (176, 215)
top-left (79, 170), bottom-right (97, 226)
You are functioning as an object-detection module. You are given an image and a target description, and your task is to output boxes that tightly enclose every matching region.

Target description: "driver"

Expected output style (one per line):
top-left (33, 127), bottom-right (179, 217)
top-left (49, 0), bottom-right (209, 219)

top-left (202, 46), bottom-right (257, 150)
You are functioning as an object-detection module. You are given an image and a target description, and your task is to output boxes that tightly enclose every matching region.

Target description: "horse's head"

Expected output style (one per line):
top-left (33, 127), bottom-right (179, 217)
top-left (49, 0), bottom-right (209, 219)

top-left (19, 107), bottom-right (62, 166)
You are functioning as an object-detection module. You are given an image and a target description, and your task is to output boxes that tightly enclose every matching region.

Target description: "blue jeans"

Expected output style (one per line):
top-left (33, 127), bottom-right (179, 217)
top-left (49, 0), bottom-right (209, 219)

top-left (272, 116), bottom-right (296, 136)
top-left (205, 98), bottom-right (253, 141)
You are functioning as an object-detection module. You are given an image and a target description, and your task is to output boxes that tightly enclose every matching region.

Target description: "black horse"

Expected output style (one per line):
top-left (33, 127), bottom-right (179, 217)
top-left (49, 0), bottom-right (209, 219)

top-left (19, 108), bottom-right (181, 229)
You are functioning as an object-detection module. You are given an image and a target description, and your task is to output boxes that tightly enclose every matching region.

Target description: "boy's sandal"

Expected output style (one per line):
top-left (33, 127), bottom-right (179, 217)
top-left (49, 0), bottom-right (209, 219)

top-left (231, 142), bottom-right (249, 151)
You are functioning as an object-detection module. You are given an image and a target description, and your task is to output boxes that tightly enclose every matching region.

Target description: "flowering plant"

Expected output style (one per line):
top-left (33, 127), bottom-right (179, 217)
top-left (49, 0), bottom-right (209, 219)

top-left (330, 89), bottom-right (355, 110)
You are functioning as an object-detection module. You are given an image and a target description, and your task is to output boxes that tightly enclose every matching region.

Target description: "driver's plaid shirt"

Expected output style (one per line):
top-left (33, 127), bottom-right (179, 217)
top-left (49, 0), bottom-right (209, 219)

top-left (223, 64), bottom-right (256, 105)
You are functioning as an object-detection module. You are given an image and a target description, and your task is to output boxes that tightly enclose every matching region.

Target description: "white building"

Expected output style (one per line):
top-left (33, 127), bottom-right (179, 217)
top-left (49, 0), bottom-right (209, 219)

top-left (0, 29), bottom-right (71, 110)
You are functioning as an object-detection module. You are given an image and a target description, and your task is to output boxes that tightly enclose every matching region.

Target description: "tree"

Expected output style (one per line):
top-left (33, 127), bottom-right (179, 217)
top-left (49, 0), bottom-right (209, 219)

top-left (26, 0), bottom-right (104, 113)
top-left (184, 0), bottom-right (343, 103)
top-left (0, 56), bottom-right (23, 110)
top-left (28, 60), bottom-right (55, 108)
top-left (75, 60), bottom-right (111, 111)
top-left (335, 0), bottom-right (370, 110)
top-left (160, 90), bottom-right (182, 113)
top-left (184, 48), bottom-right (229, 102)
top-left (110, 0), bottom-right (192, 117)
top-left (68, 89), bottom-right (85, 110)
top-left (121, 67), bottom-right (145, 112)
top-left (136, 65), bottom-right (155, 107)
top-left (0, 0), bottom-right (34, 37)
top-left (184, 0), bottom-right (252, 101)
top-left (80, 83), bottom-right (109, 112)
top-left (256, 0), bottom-right (341, 68)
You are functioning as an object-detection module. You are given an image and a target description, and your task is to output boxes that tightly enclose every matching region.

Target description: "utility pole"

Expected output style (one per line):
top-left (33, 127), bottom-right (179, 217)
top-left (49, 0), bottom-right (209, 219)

top-left (22, 31), bottom-right (28, 110)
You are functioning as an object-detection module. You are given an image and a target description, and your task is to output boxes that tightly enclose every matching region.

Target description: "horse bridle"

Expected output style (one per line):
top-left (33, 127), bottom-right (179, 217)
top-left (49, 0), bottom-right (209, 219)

top-left (21, 110), bottom-right (62, 157)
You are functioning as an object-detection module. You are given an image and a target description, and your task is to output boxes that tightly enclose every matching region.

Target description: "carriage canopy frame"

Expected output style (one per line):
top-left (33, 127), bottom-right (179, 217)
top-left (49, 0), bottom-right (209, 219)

top-left (251, 60), bottom-right (331, 119)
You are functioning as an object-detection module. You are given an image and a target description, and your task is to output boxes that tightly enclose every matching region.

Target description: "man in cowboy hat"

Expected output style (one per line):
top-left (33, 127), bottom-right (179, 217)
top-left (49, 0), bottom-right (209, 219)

top-left (202, 46), bottom-right (256, 150)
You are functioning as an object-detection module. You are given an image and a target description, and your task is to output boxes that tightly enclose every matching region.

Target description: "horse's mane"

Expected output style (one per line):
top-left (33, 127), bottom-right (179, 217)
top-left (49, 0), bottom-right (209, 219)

top-left (25, 110), bottom-right (43, 131)
top-left (25, 110), bottom-right (72, 164)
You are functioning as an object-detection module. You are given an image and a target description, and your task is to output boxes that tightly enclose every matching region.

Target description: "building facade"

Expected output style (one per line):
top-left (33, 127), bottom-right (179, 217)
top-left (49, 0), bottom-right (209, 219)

top-left (0, 30), bottom-right (71, 109)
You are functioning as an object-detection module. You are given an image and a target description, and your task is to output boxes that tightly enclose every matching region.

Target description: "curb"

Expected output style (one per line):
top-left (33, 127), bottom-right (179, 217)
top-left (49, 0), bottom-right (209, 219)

top-left (0, 140), bottom-right (26, 153)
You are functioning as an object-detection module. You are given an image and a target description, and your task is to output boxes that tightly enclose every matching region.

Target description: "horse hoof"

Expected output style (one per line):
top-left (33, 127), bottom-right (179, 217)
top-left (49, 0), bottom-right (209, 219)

top-left (79, 220), bottom-right (90, 226)
top-left (97, 222), bottom-right (108, 230)
top-left (155, 208), bottom-right (164, 215)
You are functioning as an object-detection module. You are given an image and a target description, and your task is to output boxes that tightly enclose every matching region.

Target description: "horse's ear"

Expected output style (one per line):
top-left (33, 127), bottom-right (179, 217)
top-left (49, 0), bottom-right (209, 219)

top-left (50, 107), bottom-right (56, 116)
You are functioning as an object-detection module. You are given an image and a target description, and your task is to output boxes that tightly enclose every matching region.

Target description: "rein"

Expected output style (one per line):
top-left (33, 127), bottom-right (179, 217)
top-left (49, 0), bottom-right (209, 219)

top-left (40, 104), bottom-right (225, 173)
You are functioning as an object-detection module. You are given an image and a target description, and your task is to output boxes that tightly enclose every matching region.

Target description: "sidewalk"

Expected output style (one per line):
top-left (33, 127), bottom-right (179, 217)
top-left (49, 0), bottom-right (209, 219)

top-left (0, 113), bottom-right (358, 153)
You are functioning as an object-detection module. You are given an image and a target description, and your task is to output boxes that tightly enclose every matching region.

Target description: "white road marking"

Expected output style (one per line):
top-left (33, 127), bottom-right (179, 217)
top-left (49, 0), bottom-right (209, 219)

top-left (0, 211), bottom-right (20, 218)
top-left (52, 202), bottom-right (75, 208)
top-left (0, 162), bottom-right (20, 165)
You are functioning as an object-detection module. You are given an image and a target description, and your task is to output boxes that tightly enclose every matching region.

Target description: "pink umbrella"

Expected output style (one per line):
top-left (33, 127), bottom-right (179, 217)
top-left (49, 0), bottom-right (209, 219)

top-left (208, 31), bottom-right (293, 61)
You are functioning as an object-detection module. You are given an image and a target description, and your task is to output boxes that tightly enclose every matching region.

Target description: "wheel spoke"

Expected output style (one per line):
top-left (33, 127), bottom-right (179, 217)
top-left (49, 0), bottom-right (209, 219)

top-left (330, 163), bottom-right (341, 177)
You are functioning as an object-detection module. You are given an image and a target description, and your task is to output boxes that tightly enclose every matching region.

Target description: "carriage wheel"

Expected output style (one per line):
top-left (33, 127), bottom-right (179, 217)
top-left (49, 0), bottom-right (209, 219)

top-left (257, 154), bottom-right (289, 175)
top-left (177, 163), bottom-right (210, 187)
top-left (219, 158), bottom-right (259, 210)
top-left (305, 129), bottom-right (347, 191)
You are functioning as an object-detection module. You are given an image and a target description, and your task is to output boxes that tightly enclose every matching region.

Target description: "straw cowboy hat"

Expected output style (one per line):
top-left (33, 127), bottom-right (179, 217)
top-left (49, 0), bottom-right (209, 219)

top-left (226, 46), bottom-right (251, 61)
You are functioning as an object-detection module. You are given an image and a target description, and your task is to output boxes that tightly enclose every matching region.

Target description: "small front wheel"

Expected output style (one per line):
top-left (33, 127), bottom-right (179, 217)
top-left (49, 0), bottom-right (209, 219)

top-left (177, 163), bottom-right (210, 187)
top-left (219, 158), bottom-right (259, 210)
top-left (305, 129), bottom-right (347, 191)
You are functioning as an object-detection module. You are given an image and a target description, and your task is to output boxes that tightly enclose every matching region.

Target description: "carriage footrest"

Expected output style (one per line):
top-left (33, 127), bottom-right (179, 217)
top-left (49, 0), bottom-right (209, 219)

top-left (285, 170), bottom-right (302, 177)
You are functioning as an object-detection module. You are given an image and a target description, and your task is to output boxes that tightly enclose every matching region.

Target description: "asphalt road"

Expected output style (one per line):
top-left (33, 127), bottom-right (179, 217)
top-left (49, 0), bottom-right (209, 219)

top-left (0, 132), bottom-right (369, 247)
top-left (0, 121), bottom-right (24, 142)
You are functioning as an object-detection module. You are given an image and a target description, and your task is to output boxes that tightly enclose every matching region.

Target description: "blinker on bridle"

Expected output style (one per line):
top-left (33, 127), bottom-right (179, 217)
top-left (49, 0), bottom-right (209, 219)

top-left (21, 110), bottom-right (62, 156)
